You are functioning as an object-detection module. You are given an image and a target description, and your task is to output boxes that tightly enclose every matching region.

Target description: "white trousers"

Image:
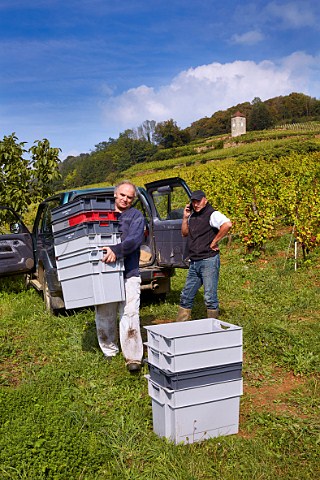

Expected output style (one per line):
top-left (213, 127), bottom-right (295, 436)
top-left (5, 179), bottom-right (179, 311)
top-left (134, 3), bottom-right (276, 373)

top-left (94, 276), bottom-right (143, 362)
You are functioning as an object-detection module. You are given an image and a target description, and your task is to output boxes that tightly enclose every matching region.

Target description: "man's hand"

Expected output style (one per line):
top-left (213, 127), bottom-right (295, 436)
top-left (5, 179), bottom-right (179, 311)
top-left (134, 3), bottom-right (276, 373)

top-left (102, 246), bottom-right (117, 263)
top-left (210, 241), bottom-right (219, 251)
top-left (210, 220), bottom-right (232, 251)
top-left (183, 203), bottom-right (192, 218)
top-left (181, 203), bottom-right (192, 237)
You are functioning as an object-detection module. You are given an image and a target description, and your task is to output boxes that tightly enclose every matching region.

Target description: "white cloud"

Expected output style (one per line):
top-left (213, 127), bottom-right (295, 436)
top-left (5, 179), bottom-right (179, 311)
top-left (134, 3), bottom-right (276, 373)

top-left (231, 30), bottom-right (264, 45)
top-left (266, 1), bottom-right (316, 28)
top-left (61, 148), bottom-right (83, 159)
top-left (101, 52), bottom-right (320, 131)
top-left (281, 51), bottom-right (320, 92)
top-left (100, 82), bottom-right (116, 96)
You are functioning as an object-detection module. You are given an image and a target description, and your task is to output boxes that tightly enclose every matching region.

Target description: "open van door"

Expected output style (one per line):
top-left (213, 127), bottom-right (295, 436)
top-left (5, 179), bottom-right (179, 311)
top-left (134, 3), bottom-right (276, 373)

top-left (145, 177), bottom-right (191, 268)
top-left (0, 206), bottom-right (35, 277)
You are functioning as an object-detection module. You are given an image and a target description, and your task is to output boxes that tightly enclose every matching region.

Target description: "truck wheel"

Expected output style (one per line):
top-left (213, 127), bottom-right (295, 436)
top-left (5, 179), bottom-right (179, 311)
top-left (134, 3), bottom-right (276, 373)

top-left (42, 270), bottom-right (64, 315)
top-left (43, 271), bottom-right (56, 314)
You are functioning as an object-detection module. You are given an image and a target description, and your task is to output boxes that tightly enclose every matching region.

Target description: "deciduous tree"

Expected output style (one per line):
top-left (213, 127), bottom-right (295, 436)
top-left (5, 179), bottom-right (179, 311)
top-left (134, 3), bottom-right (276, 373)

top-left (0, 133), bottom-right (61, 213)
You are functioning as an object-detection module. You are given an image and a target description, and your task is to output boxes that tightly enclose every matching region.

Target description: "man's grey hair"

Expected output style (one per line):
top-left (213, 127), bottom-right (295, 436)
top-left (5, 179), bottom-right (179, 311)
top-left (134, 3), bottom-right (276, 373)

top-left (114, 180), bottom-right (138, 198)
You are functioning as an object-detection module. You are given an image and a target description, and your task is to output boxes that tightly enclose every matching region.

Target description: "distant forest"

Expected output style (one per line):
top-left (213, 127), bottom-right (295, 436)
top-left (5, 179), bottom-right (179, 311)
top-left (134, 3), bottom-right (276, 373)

top-left (57, 92), bottom-right (320, 189)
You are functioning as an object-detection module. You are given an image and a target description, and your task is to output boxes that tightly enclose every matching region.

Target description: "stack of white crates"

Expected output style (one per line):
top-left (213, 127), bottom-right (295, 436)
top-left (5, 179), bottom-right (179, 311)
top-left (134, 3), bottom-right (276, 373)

top-left (144, 318), bottom-right (243, 444)
top-left (51, 196), bottom-right (125, 309)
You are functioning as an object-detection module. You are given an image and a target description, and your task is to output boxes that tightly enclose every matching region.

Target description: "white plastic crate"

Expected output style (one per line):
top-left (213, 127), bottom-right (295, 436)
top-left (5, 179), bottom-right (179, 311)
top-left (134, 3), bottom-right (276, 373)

top-left (144, 318), bottom-right (242, 355)
top-left (54, 233), bottom-right (120, 257)
top-left (53, 223), bottom-right (119, 246)
top-left (60, 269), bottom-right (125, 309)
top-left (57, 258), bottom-right (124, 281)
top-left (56, 248), bottom-right (124, 281)
top-left (145, 343), bottom-right (243, 372)
top-left (146, 375), bottom-right (243, 407)
top-left (149, 376), bottom-right (242, 444)
top-left (56, 247), bottom-right (125, 309)
top-left (151, 395), bottom-right (241, 444)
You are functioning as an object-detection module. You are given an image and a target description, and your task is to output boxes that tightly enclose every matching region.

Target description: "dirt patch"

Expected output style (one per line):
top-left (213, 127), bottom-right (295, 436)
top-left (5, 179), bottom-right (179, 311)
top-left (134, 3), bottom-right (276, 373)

top-left (287, 311), bottom-right (319, 324)
top-left (135, 169), bottom-right (157, 176)
top-left (244, 369), bottom-right (303, 406)
top-left (127, 328), bottom-right (138, 338)
top-left (151, 318), bottom-right (175, 325)
top-left (239, 367), bottom-right (308, 436)
top-left (238, 368), bottom-right (313, 438)
top-left (273, 226), bottom-right (293, 237)
top-left (1, 353), bottom-right (47, 388)
top-left (1, 360), bottom-right (23, 387)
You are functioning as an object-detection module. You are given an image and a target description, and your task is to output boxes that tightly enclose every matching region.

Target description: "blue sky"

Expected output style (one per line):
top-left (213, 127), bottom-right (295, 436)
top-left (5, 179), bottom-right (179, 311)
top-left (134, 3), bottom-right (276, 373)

top-left (1, 0), bottom-right (319, 159)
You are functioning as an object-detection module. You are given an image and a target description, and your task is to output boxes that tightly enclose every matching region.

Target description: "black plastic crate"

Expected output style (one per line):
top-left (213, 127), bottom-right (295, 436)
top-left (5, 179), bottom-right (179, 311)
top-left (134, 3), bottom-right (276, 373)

top-left (52, 196), bottom-right (115, 223)
top-left (146, 361), bottom-right (242, 390)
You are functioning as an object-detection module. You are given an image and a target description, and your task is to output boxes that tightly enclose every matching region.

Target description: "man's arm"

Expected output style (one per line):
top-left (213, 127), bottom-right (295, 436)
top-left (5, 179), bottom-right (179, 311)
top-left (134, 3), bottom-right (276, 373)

top-left (210, 220), bottom-right (232, 251)
top-left (116, 217), bottom-right (145, 257)
top-left (181, 203), bottom-right (191, 237)
top-left (107, 213), bottom-right (145, 260)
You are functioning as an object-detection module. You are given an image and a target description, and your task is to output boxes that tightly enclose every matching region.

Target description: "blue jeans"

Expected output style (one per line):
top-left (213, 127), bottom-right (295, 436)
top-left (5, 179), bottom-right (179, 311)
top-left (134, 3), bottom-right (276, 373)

top-left (180, 255), bottom-right (220, 310)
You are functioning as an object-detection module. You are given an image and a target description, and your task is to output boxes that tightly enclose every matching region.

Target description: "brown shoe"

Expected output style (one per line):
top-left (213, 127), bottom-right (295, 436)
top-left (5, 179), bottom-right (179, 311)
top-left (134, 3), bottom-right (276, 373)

top-left (207, 309), bottom-right (219, 318)
top-left (126, 361), bottom-right (142, 373)
top-left (176, 306), bottom-right (192, 322)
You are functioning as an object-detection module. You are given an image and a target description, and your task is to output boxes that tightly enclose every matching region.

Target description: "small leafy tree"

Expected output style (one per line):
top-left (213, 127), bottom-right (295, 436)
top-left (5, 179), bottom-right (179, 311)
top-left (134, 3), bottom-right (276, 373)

top-left (248, 97), bottom-right (273, 131)
top-left (153, 119), bottom-right (190, 148)
top-left (0, 133), bottom-right (61, 214)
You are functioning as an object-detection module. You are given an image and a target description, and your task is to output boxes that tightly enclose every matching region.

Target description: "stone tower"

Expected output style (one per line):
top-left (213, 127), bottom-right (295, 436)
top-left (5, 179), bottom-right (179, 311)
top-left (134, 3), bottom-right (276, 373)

top-left (231, 111), bottom-right (246, 137)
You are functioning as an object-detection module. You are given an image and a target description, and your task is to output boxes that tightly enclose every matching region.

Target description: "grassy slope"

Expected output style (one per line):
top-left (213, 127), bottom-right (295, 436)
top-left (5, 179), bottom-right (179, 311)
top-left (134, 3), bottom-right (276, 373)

top-left (1, 125), bottom-right (319, 479)
top-left (0, 232), bottom-right (319, 479)
top-left (123, 126), bottom-right (320, 180)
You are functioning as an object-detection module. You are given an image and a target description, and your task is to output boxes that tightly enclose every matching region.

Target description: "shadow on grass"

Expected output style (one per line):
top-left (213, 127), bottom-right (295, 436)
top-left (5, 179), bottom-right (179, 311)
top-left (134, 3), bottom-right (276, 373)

top-left (81, 318), bottom-right (100, 353)
top-left (0, 275), bottom-right (27, 293)
top-left (79, 287), bottom-right (210, 352)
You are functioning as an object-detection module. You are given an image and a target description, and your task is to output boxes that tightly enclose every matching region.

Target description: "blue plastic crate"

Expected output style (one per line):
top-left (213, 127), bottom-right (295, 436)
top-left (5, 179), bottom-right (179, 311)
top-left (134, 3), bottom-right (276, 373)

top-left (147, 361), bottom-right (242, 390)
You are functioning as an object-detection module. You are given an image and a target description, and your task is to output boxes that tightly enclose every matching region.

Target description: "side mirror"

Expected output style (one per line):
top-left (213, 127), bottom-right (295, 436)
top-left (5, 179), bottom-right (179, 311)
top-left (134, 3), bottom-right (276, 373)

top-left (10, 222), bottom-right (21, 234)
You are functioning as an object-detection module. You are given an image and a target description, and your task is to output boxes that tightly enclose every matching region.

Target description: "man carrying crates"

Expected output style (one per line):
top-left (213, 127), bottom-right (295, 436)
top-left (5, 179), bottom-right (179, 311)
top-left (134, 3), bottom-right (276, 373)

top-left (95, 181), bottom-right (145, 373)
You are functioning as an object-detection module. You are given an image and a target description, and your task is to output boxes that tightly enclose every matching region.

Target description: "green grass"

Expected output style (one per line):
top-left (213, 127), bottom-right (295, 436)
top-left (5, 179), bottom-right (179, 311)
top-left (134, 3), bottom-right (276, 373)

top-left (0, 235), bottom-right (319, 479)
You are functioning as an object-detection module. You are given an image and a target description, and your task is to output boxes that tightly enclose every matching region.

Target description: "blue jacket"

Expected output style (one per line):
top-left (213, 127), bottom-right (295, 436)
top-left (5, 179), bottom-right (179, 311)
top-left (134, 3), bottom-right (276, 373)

top-left (111, 207), bottom-right (145, 279)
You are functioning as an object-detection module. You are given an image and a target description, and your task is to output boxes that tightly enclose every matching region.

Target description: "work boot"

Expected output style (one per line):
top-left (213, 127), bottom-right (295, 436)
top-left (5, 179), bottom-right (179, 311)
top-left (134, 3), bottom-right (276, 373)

top-left (176, 306), bottom-right (192, 322)
top-left (126, 361), bottom-right (142, 374)
top-left (207, 309), bottom-right (219, 319)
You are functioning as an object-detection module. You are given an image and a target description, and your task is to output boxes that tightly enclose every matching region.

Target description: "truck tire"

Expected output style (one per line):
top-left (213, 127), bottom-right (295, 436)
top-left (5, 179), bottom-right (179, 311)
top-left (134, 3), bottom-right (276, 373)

top-left (43, 271), bottom-right (53, 312)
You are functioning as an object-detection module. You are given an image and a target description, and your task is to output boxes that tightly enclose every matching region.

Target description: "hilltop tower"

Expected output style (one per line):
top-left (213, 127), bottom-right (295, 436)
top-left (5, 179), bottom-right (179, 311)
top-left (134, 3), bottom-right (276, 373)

top-left (231, 111), bottom-right (246, 137)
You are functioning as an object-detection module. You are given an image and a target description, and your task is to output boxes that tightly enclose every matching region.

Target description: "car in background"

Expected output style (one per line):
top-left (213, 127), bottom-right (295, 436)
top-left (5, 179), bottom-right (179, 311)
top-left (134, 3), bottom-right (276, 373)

top-left (0, 177), bottom-right (191, 313)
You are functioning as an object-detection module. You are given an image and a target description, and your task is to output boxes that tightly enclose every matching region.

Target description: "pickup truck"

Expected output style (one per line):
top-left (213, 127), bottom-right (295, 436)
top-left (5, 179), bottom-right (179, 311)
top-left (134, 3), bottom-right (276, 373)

top-left (0, 177), bottom-right (191, 313)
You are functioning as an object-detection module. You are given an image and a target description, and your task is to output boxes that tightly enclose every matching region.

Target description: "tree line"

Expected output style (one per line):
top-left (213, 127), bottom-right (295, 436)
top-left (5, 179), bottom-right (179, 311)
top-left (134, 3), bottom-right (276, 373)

top-left (56, 92), bottom-right (320, 189)
top-left (2, 92), bottom-right (319, 211)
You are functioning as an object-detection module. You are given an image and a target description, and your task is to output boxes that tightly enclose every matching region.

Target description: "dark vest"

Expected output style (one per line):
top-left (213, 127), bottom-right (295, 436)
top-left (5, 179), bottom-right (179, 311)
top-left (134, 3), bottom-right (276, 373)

top-left (187, 203), bottom-right (219, 260)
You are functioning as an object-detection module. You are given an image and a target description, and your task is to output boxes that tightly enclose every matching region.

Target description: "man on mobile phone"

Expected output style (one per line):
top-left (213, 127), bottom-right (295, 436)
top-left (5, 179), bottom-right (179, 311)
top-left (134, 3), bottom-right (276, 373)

top-left (176, 190), bottom-right (232, 322)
